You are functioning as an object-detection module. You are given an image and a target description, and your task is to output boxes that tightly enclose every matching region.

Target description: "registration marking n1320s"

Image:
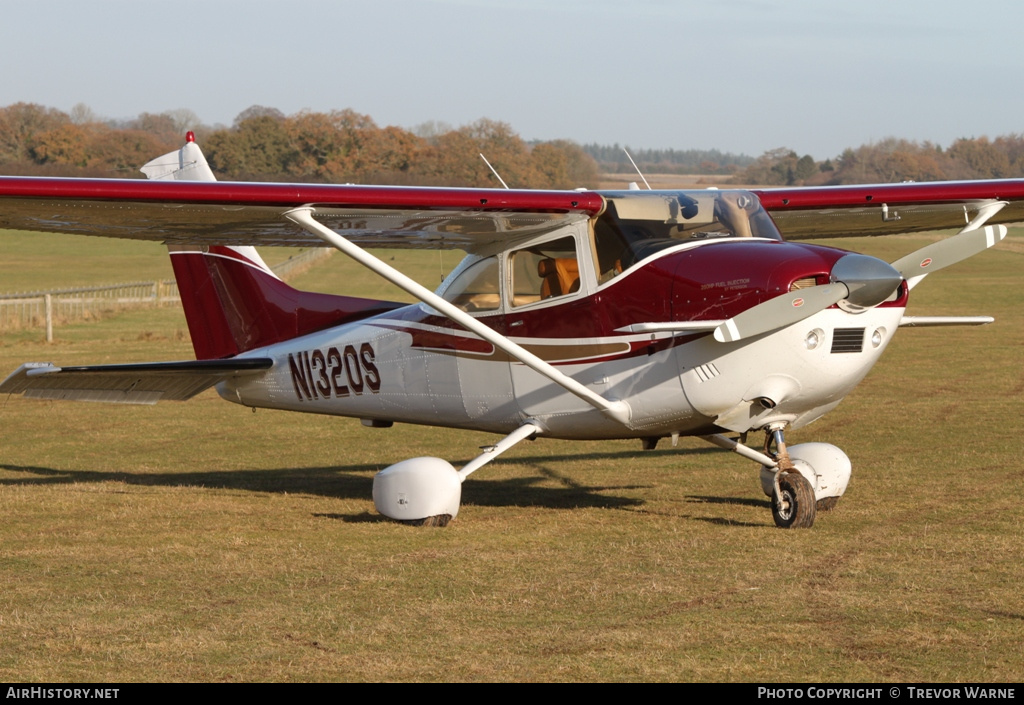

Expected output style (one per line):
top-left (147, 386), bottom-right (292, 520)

top-left (288, 344), bottom-right (381, 401)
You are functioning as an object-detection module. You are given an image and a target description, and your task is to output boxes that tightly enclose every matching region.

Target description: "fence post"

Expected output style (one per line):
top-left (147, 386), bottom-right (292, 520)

top-left (44, 293), bottom-right (53, 343)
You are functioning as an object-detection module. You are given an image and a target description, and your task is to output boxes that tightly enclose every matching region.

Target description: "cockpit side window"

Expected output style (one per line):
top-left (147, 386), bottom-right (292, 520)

top-left (509, 236), bottom-right (579, 308)
top-left (440, 256), bottom-right (500, 312)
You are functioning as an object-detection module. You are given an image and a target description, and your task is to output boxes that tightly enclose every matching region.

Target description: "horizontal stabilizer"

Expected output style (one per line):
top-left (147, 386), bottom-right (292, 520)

top-left (0, 359), bottom-right (273, 405)
top-left (898, 316), bottom-right (994, 327)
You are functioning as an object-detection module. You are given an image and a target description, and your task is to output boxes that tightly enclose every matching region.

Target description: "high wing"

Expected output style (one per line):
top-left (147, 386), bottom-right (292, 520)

top-left (0, 176), bottom-right (602, 253)
top-left (754, 181), bottom-right (1024, 239)
top-left (5, 174), bottom-right (1024, 249)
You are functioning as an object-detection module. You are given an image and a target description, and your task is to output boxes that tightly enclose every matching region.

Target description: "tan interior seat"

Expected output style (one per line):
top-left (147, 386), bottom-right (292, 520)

top-left (538, 257), bottom-right (580, 299)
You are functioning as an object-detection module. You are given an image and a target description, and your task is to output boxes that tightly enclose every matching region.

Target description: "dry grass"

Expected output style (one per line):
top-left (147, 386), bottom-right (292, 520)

top-left (0, 230), bottom-right (1021, 682)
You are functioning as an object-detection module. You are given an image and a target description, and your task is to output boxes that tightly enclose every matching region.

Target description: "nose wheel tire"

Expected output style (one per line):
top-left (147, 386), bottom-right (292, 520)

top-left (771, 472), bottom-right (816, 529)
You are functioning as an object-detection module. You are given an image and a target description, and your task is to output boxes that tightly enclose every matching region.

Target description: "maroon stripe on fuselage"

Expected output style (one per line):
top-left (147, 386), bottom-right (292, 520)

top-left (372, 323), bottom-right (497, 356)
top-left (369, 318), bottom-right (701, 365)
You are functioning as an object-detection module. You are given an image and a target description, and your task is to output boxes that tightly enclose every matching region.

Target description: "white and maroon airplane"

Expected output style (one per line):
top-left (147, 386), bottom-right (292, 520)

top-left (0, 134), bottom-right (1017, 528)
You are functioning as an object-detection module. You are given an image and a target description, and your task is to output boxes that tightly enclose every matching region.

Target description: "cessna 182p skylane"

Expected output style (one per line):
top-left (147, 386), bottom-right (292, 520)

top-left (0, 134), bottom-right (1017, 528)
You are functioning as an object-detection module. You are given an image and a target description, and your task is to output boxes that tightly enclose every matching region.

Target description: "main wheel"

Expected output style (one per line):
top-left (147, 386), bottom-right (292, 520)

top-left (771, 472), bottom-right (816, 529)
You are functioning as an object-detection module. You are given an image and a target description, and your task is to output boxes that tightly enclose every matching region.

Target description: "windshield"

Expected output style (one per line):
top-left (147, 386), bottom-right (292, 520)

top-left (593, 190), bottom-right (781, 282)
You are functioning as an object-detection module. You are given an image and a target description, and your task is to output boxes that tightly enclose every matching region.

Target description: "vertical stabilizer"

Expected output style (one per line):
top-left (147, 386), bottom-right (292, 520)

top-left (149, 136), bottom-right (402, 360)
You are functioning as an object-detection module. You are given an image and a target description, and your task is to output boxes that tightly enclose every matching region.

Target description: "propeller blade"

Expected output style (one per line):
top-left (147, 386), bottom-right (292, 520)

top-left (714, 283), bottom-right (848, 343)
top-left (891, 224), bottom-right (1007, 282)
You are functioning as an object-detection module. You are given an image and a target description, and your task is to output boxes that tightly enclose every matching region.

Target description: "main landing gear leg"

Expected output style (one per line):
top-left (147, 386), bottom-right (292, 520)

top-left (763, 425), bottom-right (816, 529)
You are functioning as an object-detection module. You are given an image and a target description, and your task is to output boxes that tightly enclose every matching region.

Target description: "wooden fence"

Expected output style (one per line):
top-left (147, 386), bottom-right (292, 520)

top-left (0, 248), bottom-right (333, 340)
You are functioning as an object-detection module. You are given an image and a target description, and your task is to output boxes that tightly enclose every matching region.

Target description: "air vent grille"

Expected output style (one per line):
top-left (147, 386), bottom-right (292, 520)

top-left (789, 277), bottom-right (818, 291)
top-left (831, 328), bottom-right (865, 354)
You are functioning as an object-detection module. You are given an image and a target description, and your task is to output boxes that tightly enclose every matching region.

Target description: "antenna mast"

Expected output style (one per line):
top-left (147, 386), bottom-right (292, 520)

top-left (479, 153), bottom-right (510, 189)
top-left (623, 148), bottom-right (652, 190)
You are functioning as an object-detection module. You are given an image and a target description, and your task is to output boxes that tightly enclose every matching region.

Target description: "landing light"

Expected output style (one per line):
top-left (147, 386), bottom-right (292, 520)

top-left (871, 328), bottom-right (886, 348)
top-left (805, 328), bottom-right (824, 350)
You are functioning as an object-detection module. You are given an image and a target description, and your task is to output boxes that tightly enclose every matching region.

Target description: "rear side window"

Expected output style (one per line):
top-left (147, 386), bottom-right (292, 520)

top-left (508, 236), bottom-right (579, 308)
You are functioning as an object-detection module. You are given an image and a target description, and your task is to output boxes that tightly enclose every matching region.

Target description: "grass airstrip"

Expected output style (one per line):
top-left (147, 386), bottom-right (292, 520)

top-left (0, 227), bottom-right (1021, 682)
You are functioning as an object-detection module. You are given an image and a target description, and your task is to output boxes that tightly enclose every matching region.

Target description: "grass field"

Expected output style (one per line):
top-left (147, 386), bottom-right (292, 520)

top-left (0, 228), bottom-right (1021, 682)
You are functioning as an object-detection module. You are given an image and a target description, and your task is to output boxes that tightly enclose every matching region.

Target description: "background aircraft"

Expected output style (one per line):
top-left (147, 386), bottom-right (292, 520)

top-left (0, 134), bottom-right (1018, 528)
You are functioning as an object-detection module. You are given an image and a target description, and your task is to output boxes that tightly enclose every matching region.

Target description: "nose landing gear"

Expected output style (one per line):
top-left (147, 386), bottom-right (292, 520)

top-left (701, 429), bottom-right (851, 528)
top-left (764, 427), bottom-right (816, 529)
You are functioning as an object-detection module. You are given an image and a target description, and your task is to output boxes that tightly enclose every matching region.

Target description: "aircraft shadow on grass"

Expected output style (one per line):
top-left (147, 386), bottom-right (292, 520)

top-left (0, 446), bottom-right (761, 524)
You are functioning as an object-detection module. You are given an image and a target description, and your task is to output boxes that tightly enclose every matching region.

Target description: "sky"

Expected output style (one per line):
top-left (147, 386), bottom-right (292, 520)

top-left (3, 0), bottom-right (1023, 159)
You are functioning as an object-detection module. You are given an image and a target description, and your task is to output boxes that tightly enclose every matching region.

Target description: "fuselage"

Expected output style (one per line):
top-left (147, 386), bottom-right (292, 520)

top-left (223, 233), bottom-right (909, 441)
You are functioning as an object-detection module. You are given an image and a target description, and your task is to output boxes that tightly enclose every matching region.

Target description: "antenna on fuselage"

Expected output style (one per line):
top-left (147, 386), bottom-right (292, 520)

top-left (479, 153), bottom-right (510, 189)
top-left (623, 148), bottom-right (652, 190)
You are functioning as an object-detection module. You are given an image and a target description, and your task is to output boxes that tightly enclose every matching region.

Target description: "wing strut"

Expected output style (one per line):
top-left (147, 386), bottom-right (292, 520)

top-left (458, 422), bottom-right (542, 480)
top-left (283, 207), bottom-right (632, 426)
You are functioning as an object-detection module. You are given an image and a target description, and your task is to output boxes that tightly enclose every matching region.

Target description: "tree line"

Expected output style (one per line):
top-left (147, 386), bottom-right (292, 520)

top-left (580, 143), bottom-right (754, 175)
top-left (3, 102), bottom-right (1024, 187)
top-left (731, 137), bottom-right (1024, 186)
top-left (0, 102), bottom-right (598, 189)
